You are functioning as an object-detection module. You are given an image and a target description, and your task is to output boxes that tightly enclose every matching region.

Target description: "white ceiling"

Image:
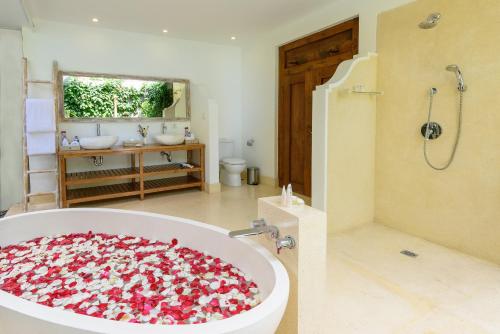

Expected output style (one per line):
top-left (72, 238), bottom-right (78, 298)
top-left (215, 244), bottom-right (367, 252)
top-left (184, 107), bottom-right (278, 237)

top-left (0, 0), bottom-right (29, 30)
top-left (0, 0), bottom-right (338, 44)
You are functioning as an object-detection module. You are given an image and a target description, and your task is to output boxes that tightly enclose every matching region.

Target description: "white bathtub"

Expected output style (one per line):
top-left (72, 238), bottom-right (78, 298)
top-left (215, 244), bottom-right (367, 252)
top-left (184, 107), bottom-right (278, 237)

top-left (0, 209), bottom-right (289, 334)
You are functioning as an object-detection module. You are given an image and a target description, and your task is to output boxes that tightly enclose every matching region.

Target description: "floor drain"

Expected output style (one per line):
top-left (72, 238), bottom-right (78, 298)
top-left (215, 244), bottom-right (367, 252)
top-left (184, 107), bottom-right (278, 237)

top-left (400, 250), bottom-right (418, 257)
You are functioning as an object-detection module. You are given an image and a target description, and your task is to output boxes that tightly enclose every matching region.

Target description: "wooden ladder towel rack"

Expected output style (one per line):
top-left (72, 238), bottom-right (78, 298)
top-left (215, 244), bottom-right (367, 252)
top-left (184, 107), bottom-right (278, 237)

top-left (22, 58), bottom-right (60, 212)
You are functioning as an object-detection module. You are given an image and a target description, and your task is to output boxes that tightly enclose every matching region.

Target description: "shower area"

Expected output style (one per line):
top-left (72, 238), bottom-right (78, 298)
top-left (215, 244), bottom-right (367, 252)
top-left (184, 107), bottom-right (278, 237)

top-left (312, 0), bottom-right (500, 332)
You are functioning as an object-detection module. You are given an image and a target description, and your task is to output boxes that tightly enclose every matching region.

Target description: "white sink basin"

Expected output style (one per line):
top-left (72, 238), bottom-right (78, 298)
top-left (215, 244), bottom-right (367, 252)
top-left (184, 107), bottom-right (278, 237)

top-left (79, 136), bottom-right (118, 150)
top-left (155, 133), bottom-right (185, 146)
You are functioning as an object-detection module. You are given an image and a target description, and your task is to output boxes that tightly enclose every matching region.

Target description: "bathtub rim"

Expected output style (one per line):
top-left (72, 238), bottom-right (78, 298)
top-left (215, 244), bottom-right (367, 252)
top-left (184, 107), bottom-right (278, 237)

top-left (0, 208), bottom-right (289, 334)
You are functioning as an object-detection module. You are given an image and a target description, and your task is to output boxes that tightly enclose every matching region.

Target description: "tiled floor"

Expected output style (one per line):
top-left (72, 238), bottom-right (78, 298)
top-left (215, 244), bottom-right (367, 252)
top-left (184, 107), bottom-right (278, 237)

top-left (328, 225), bottom-right (500, 334)
top-left (79, 184), bottom-right (281, 231)
top-left (7, 184), bottom-right (500, 333)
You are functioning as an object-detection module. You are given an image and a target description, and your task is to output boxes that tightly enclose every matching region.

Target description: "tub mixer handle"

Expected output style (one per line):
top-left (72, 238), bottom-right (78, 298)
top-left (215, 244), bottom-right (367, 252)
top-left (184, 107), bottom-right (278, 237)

top-left (276, 235), bottom-right (296, 254)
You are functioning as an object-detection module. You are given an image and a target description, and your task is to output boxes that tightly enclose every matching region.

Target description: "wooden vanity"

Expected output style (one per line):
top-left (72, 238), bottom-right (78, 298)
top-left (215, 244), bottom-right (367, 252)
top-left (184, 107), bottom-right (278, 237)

top-left (58, 143), bottom-right (205, 208)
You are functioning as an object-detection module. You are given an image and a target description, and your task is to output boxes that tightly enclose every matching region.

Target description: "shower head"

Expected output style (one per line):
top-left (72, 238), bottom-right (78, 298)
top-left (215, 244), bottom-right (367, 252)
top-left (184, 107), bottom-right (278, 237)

top-left (446, 64), bottom-right (467, 92)
top-left (446, 64), bottom-right (460, 72)
top-left (418, 13), bottom-right (441, 29)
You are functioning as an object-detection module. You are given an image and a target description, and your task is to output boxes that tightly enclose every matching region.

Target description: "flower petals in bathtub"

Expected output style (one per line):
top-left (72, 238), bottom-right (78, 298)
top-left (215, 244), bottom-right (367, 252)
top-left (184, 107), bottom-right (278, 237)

top-left (0, 232), bottom-right (261, 325)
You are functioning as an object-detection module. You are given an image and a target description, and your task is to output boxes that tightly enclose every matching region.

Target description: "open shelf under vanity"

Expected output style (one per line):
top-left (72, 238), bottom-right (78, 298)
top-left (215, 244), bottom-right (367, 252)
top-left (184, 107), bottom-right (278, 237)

top-left (58, 144), bottom-right (205, 207)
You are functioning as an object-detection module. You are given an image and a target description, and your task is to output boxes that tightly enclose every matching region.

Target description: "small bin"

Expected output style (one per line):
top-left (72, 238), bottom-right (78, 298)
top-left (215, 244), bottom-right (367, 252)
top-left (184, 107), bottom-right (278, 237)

top-left (247, 167), bottom-right (260, 185)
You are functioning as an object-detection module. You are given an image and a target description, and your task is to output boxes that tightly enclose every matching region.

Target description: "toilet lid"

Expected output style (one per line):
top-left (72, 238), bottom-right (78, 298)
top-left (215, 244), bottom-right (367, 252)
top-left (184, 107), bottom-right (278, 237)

top-left (222, 158), bottom-right (246, 165)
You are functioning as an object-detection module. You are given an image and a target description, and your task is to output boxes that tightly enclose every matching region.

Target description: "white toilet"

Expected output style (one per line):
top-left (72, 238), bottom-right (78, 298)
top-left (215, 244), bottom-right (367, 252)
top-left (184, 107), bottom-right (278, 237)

top-left (219, 138), bottom-right (246, 187)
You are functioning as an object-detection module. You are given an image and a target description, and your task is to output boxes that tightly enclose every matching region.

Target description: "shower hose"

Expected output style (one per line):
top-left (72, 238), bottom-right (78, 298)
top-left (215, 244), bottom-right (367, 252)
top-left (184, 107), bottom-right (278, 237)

top-left (423, 91), bottom-right (464, 170)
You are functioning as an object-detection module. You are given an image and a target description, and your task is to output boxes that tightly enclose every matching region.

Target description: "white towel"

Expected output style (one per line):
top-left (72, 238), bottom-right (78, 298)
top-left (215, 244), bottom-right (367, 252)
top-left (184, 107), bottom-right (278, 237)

top-left (26, 98), bottom-right (55, 133)
top-left (27, 132), bottom-right (56, 156)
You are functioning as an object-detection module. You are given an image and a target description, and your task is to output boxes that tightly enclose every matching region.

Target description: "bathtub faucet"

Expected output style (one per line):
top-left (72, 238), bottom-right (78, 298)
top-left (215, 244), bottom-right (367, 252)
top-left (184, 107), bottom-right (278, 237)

top-left (229, 219), bottom-right (296, 254)
top-left (229, 219), bottom-right (279, 239)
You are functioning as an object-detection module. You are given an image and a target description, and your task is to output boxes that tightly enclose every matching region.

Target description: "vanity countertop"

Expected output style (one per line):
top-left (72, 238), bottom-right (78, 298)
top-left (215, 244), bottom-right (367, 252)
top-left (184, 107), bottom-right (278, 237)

top-left (58, 143), bottom-right (205, 157)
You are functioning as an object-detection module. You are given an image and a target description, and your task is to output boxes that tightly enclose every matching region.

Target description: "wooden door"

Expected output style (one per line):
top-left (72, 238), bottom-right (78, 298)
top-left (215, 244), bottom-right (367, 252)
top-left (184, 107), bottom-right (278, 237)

top-left (278, 18), bottom-right (359, 196)
top-left (279, 72), bottom-right (309, 195)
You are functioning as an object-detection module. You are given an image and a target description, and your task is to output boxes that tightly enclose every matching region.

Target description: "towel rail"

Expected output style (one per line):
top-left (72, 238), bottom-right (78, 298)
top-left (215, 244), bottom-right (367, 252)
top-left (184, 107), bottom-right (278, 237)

top-left (347, 84), bottom-right (384, 96)
top-left (27, 80), bottom-right (53, 84)
top-left (27, 169), bottom-right (58, 174)
top-left (350, 89), bottom-right (384, 95)
top-left (27, 191), bottom-right (58, 197)
top-left (22, 58), bottom-right (60, 212)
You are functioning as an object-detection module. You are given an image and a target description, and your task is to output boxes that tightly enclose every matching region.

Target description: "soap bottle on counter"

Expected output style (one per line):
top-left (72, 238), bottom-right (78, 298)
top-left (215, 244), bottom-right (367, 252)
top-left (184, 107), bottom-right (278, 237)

top-left (286, 184), bottom-right (293, 207)
top-left (70, 136), bottom-right (80, 146)
top-left (184, 127), bottom-right (192, 138)
top-left (281, 186), bottom-right (287, 206)
top-left (60, 131), bottom-right (69, 146)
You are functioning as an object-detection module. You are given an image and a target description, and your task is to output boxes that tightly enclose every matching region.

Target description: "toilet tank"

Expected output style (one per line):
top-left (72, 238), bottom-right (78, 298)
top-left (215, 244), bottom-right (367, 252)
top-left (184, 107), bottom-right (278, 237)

top-left (219, 138), bottom-right (234, 160)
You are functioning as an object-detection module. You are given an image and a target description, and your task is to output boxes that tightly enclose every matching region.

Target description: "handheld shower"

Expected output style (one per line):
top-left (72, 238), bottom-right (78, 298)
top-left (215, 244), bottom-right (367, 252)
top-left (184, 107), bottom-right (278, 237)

top-left (446, 64), bottom-right (467, 92)
top-left (421, 65), bottom-right (466, 170)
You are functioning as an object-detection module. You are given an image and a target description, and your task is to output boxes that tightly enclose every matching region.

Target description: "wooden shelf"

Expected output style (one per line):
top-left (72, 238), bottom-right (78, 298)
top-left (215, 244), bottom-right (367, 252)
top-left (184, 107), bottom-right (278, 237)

top-left (144, 176), bottom-right (202, 194)
top-left (66, 167), bottom-right (140, 185)
top-left (67, 183), bottom-right (140, 204)
top-left (144, 163), bottom-right (201, 176)
top-left (66, 176), bottom-right (201, 205)
top-left (59, 144), bottom-right (205, 207)
top-left (65, 163), bottom-right (200, 186)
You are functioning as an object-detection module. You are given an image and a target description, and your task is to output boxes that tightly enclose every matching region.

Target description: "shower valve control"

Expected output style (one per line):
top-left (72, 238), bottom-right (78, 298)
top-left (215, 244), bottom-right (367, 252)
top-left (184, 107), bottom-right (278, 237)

top-left (421, 122), bottom-right (442, 140)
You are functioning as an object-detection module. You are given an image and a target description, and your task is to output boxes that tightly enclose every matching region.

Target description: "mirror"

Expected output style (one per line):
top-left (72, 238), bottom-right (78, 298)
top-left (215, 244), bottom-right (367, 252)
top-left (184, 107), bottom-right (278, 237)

top-left (58, 71), bottom-right (190, 121)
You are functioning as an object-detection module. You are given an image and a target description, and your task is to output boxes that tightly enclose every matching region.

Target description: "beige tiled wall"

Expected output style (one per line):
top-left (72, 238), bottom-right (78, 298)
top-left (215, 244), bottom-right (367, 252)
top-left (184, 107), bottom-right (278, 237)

top-left (376, 0), bottom-right (500, 264)
top-left (312, 53), bottom-right (377, 234)
top-left (325, 55), bottom-right (378, 233)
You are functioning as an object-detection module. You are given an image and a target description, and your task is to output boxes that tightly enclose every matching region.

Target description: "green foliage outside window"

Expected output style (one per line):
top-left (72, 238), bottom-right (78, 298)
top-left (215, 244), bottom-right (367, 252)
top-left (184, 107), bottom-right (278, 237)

top-left (141, 82), bottom-right (173, 118)
top-left (63, 77), bottom-right (173, 118)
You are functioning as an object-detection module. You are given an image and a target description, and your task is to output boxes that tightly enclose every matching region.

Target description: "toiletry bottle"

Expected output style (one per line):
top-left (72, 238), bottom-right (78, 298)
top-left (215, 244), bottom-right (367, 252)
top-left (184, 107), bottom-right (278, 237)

top-left (286, 184), bottom-right (293, 207)
top-left (281, 186), bottom-right (287, 206)
top-left (61, 131), bottom-right (69, 146)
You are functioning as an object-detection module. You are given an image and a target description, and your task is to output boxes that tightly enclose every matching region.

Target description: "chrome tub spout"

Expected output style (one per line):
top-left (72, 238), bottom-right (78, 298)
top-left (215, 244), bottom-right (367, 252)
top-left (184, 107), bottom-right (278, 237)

top-left (229, 219), bottom-right (279, 239)
top-left (229, 219), bottom-right (296, 254)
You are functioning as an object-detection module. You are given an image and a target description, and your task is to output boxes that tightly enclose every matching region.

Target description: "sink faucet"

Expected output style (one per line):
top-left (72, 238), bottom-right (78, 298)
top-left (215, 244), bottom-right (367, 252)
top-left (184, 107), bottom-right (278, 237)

top-left (97, 123), bottom-right (101, 136)
top-left (162, 122), bottom-right (168, 134)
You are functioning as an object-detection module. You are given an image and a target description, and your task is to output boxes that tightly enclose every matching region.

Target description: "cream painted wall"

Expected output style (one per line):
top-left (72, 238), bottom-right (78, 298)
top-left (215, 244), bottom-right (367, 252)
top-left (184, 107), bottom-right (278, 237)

top-left (0, 29), bottom-right (23, 210)
top-left (22, 20), bottom-right (242, 182)
top-left (376, 0), bottom-right (500, 264)
top-left (241, 0), bottom-right (414, 180)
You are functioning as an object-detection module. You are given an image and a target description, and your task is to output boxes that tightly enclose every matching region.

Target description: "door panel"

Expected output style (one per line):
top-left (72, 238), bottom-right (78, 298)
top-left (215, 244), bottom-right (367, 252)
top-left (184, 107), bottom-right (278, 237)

top-left (279, 73), bottom-right (307, 194)
top-left (289, 79), bottom-right (306, 193)
top-left (278, 18), bottom-right (359, 197)
top-left (314, 65), bottom-right (340, 86)
top-left (284, 30), bottom-right (354, 69)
